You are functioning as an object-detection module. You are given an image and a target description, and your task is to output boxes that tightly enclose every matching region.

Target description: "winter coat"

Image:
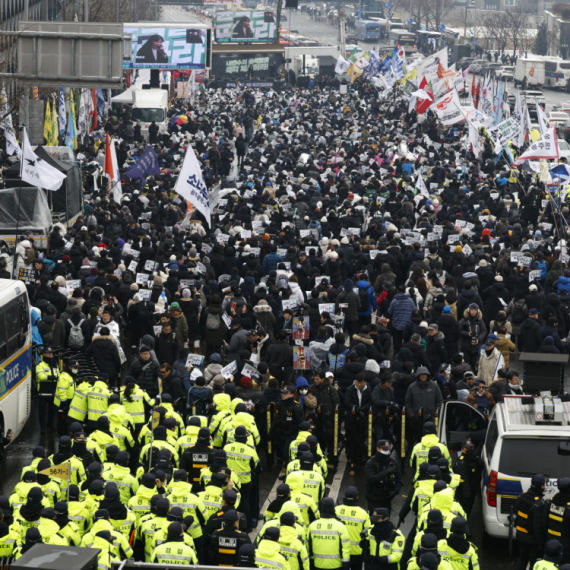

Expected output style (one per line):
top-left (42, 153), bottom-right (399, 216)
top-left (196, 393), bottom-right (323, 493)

top-left (388, 293), bottom-right (417, 331)
top-left (456, 288), bottom-right (483, 319)
top-left (481, 283), bottom-right (510, 326)
top-left (38, 314), bottom-right (66, 348)
top-left (336, 290), bottom-right (360, 323)
top-left (425, 332), bottom-right (447, 376)
top-left (335, 361), bottom-right (365, 393)
top-left (129, 357), bottom-right (161, 398)
top-left (495, 334), bottom-right (515, 368)
top-left (519, 317), bottom-right (542, 352)
top-left (399, 341), bottom-right (431, 370)
top-left (356, 280), bottom-right (377, 317)
top-left (458, 310), bottom-right (487, 355)
top-left (204, 304), bottom-right (227, 346)
top-left (85, 335), bottom-right (122, 378)
top-left (404, 379), bottom-right (443, 417)
top-left (344, 383), bottom-right (372, 413)
top-left (437, 314), bottom-right (460, 357)
top-left (477, 347), bottom-right (504, 385)
top-left (226, 327), bottom-right (249, 363)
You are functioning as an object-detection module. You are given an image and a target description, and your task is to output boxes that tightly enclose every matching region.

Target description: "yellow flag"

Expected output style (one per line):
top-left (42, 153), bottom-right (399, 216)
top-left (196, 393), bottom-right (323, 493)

top-left (44, 100), bottom-right (52, 144)
top-left (256, 115), bottom-right (262, 128)
top-left (152, 410), bottom-right (161, 429)
top-left (347, 63), bottom-right (363, 84)
top-left (40, 461), bottom-right (70, 481)
top-left (403, 68), bottom-right (417, 83)
top-left (51, 99), bottom-right (59, 146)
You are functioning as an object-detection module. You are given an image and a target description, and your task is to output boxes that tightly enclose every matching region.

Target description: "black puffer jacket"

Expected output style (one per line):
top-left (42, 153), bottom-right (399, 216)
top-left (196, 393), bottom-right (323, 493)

top-left (86, 335), bottom-right (121, 378)
top-left (129, 356), bottom-right (161, 398)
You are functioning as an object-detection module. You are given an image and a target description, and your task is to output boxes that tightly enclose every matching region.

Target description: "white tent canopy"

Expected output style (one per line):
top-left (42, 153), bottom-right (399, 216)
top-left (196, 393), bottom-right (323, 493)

top-left (111, 69), bottom-right (172, 105)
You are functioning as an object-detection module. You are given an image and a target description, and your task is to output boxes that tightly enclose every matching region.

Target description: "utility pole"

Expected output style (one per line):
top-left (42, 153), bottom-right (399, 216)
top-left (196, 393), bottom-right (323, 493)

top-left (339, 3), bottom-right (346, 57)
top-left (463, 1), bottom-right (468, 43)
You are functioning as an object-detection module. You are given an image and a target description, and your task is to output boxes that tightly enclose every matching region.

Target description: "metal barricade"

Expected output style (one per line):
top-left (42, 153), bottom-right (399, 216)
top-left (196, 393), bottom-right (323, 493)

top-left (367, 408), bottom-right (374, 458)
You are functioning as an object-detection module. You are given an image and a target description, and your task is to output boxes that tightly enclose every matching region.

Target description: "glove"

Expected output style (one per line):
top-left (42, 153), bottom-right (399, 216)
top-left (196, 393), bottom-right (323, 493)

top-left (388, 465), bottom-right (397, 474)
top-left (378, 556), bottom-right (389, 564)
top-left (342, 562), bottom-right (350, 570)
top-left (360, 529), bottom-right (368, 539)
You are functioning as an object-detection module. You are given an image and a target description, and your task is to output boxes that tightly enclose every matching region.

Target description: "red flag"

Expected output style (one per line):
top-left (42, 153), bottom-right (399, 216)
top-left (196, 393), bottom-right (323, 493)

top-left (474, 80), bottom-right (481, 109)
top-left (416, 77), bottom-right (434, 115)
top-left (104, 133), bottom-right (113, 180)
top-left (91, 89), bottom-right (98, 131)
top-left (471, 72), bottom-right (477, 101)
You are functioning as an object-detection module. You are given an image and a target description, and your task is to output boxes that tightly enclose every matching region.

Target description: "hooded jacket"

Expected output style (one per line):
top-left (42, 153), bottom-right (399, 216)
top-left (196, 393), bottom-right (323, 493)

top-left (86, 335), bottom-right (121, 378)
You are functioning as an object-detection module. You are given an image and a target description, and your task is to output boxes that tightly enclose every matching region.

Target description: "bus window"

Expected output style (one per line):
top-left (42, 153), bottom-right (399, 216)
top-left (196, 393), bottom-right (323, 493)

top-left (546, 61), bottom-right (557, 72)
top-left (6, 303), bottom-right (20, 355)
top-left (0, 313), bottom-right (6, 362)
top-left (18, 295), bottom-right (29, 348)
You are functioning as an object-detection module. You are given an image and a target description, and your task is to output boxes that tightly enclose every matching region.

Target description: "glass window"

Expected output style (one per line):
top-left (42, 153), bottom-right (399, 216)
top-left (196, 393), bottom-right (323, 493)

top-left (18, 295), bottom-right (28, 349)
top-left (131, 108), bottom-right (165, 123)
top-left (5, 303), bottom-right (19, 355)
top-left (499, 439), bottom-right (568, 479)
top-left (485, 414), bottom-right (499, 461)
top-left (546, 62), bottom-right (557, 71)
top-left (561, 63), bottom-right (570, 70)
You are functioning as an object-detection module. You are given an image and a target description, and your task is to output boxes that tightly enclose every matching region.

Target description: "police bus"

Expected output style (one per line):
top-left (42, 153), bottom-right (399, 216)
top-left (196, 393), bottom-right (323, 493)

top-left (0, 280), bottom-right (32, 443)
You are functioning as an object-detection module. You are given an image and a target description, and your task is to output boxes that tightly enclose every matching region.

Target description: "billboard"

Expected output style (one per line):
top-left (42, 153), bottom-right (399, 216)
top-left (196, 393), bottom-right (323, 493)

top-left (211, 52), bottom-right (283, 80)
top-left (215, 10), bottom-right (278, 43)
top-left (123, 25), bottom-right (209, 69)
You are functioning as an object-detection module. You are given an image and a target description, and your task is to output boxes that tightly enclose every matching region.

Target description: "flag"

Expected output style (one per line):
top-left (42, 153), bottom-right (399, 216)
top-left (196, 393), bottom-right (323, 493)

top-left (416, 77), bottom-right (434, 114)
top-left (44, 100), bottom-right (52, 144)
top-left (417, 47), bottom-right (448, 84)
top-left (430, 90), bottom-right (463, 125)
top-left (0, 87), bottom-right (20, 156)
top-left (514, 127), bottom-right (560, 164)
top-left (77, 89), bottom-right (87, 138)
top-left (347, 48), bottom-right (359, 63)
top-left (335, 55), bottom-right (350, 75)
top-left (347, 63), bottom-right (363, 84)
top-left (104, 134), bottom-right (122, 204)
top-left (96, 89), bottom-right (106, 119)
top-left (58, 89), bottom-right (66, 136)
top-left (50, 99), bottom-right (59, 146)
top-left (493, 80), bottom-right (504, 126)
top-left (125, 147), bottom-right (161, 188)
top-left (415, 172), bottom-right (429, 198)
top-left (471, 73), bottom-right (477, 105)
top-left (514, 89), bottom-right (524, 148)
top-left (40, 461), bottom-right (70, 481)
top-left (91, 89), bottom-right (98, 131)
top-left (20, 127), bottom-right (66, 190)
top-left (174, 144), bottom-right (211, 227)
top-left (537, 103), bottom-right (550, 137)
top-left (366, 51), bottom-right (380, 78)
top-left (65, 90), bottom-right (77, 150)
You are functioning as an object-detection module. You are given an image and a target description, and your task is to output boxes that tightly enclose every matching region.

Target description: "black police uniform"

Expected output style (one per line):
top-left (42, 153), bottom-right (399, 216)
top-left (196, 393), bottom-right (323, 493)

top-left (453, 444), bottom-right (483, 516)
top-left (544, 478), bottom-right (570, 564)
top-left (364, 442), bottom-right (402, 515)
top-left (180, 429), bottom-right (213, 492)
top-left (209, 510), bottom-right (252, 566)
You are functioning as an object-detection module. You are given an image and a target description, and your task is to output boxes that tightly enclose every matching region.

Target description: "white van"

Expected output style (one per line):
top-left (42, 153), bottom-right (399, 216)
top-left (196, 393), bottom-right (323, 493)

top-left (439, 395), bottom-right (570, 540)
top-left (132, 88), bottom-right (169, 140)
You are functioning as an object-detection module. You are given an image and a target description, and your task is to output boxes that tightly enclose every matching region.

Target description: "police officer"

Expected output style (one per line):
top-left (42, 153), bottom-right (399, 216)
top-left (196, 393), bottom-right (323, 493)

top-left (410, 422), bottom-right (450, 476)
top-left (277, 511), bottom-right (310, 570)
top-left (151, 521), bottom-right (198, 565)
top-left (0, 509), bottom-right (21, 557)
top-left (87, 374), bottom-right (112, 430)
top-left (205, 488), bottom-right (247, 536)
top-left (364, 440), bottom-right (402, 515)
top-left (54, 358), bottom-right (77, 435)
top-left (399, 465), bottom-right (441, 526)
top-left (271, 384), bottom-right (305, 467)
top-left (453, 440), bottom-right (483, 517)
top-left (286, 452), bottom-right (325, 505)
top-left (545, 478), bottom-right (570, 564)
top-left (36, 346), bottom-right (59, 433)
top-left (437, 517), bottom-right (479, 570)
top-left (105, 451), bottom-right (139, 504)
top-left (67, 375), bottom-right (93, 426)
top-left (210, 509), bottom-right (252, 566)
top-left (514, 474), bottom-right (546, 570)
top-left (256, 526), bottom-right (291, 570)
top-left (53, 501), bottom-right (82, 546)
top-left (224, 425), bottom-right (259, 531)
top-left (360, 507), bottom-right (405, 570)
top-left (238, 543), bottom-right (257, 567)
top-left (308, 497), bottom-right (350, 570)
top-left (335, 486), bottom-right (371, 570)
top-left (180, 427), bottom-right (213, 492)
top-left (534, 540), bottom-right (564, 570)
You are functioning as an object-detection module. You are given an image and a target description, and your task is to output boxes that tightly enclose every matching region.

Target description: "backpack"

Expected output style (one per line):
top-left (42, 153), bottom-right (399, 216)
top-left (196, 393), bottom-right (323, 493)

top-left (68, 319), bottom-right (85, 349)
top-left (24, 248), bottom-right (35, 265)
top-left (206, 312), bottom-right (221, 330)
top-left (359, 286), bottom-right (370, 312)
top-left (511, 301), bottom-right (527, 325)
top-left (42, 322), bottom-right (56, 344)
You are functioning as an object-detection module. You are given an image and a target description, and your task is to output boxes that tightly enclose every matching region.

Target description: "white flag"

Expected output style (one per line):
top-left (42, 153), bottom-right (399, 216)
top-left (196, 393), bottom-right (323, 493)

top-left (58, 88), bottom-right (67, 136)
top-left (335, 55), bottom-right (350, 75)
top-left (20, 127), bottom-right (65, 190)
top-left (514, 89), bottom-right (525, 148)
top-left (536, 103), bottom-right (549, 137)
top-left (430, 90), bottom-right (463, 125)
top-left (514, 127), bottom-right (559, 165)
top-left (77, 89), bottom-right (87, 138)
top-left (174, 144), bottom-right (211, 227)
top-left (109, 138), bottom-right (122, 204)
top-left (0, 87), bottom-right (21, 156)
top-left (416, 172), bottom-right (430, 198)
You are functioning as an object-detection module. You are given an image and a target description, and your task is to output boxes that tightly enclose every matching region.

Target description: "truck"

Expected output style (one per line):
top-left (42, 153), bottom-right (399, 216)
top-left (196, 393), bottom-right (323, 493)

top-left (131, 88), bottom-right (169, 140)
top-left (291, 54), bottom-right (319, 77)
top-left (285, 46), bottom-right (342, 77)
top-left (514, 57), bottom-right (545, 89)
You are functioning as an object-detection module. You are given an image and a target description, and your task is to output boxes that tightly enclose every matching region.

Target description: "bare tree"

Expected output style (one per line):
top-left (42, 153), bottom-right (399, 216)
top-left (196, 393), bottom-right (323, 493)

top-left (58, 0), bottom-right (160, 23)
top-left (481, 10), bottom-right (510, 53)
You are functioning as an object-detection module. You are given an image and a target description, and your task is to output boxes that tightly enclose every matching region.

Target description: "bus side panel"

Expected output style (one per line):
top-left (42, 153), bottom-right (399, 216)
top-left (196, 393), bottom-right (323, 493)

top-left (0, 344), bottom-right (33, 439)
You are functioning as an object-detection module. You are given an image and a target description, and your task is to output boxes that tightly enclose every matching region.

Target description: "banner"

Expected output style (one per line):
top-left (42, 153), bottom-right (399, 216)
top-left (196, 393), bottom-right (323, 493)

top-left (416, 77), bottom-right (433, 115)
top-left (0, 87), bottom-right (21, 156)
top-left (487, 117), bottom-right (521, 153)
top-left (335, 55), bottom-right (350, 75)
top-left (416, 47), bottom-right (448, 84)
top-left (40, 461), bottom-right (70, 481)
top-left (174, 143), bottom-right (211, 227)
top-left (125, 147), bottom-right (161, 188)
top-left (514, 127), bottom-right (559, 164)
top-left (58, 88), bottom-right (66, 136)
top-left (431, 90), bottom-right (463, 125)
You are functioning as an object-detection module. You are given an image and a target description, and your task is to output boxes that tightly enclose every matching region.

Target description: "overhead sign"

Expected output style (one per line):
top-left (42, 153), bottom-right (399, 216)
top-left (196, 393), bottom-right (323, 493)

top-left (16, 21), bottom-right (123, 88)
top-left (215, 10), bottom-right (278, 43)
top-left (123, 24), bottom-right (211, 70)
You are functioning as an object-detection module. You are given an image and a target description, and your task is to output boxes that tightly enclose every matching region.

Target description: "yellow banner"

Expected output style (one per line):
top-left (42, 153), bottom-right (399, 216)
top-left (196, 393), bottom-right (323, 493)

top-left (40, 462), bottom-right (69, 481)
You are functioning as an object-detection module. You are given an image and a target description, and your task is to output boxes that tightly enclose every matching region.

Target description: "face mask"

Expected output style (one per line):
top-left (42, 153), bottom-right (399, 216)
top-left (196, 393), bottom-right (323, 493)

top-left (380, 448), bottom-right (391, 455)
top-left (300, 388), bottom-right (308, 395)
top-left (71, 368), bottom-right (78, 374)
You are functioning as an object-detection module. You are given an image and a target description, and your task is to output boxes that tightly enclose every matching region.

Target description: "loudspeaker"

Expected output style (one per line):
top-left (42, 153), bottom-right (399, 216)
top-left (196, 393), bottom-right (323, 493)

top-left (285, 0), bottom-right (298, 8)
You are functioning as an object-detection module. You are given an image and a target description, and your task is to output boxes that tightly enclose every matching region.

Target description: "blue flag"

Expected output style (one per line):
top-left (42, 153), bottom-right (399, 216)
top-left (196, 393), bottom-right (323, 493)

top-left (96, 89), bottom-right (106, 119)
top-left (493, 80), bottom-right (504, 126)
top-left (367, 52), bottom-right (380, 78)
top-left (58, 89), bottom-right (66, 136)
top-left (64, 105), bottom-right (76, 151)
top-left (125, 147), bottom-right (161, 188)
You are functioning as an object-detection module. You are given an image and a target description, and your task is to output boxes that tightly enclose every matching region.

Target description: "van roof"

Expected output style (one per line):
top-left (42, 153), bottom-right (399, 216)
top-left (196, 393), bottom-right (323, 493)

top-left (498, 396), bottom-right (570, 433)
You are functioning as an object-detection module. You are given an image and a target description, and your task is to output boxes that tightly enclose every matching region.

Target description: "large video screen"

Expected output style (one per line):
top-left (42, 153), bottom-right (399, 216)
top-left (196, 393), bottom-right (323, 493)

top-left (215, 10), bottom-right (278, 43)
top-left (124, 26), bottom-right (208, 69)
top-left (211, 52), bottom-right (283, 79)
